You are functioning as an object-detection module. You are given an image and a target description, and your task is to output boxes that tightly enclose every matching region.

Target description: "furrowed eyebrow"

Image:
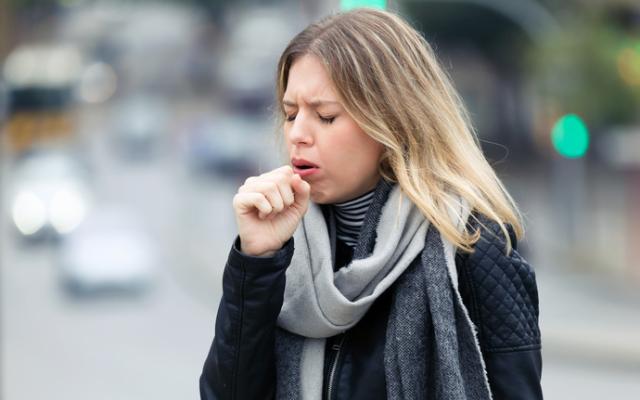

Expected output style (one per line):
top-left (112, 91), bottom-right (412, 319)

top-left (282, 99), bottom-right (340, 107)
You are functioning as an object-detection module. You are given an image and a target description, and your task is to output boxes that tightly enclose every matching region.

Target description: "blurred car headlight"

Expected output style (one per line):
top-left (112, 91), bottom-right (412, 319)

top-left (12, 191), bottom-right (47, 235)
top-left (50, 188), bottom-right (87, 234)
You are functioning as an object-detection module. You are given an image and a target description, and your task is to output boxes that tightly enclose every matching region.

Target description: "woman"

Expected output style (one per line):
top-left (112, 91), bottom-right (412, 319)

top-left (200, 8), bottom-right (542, 400)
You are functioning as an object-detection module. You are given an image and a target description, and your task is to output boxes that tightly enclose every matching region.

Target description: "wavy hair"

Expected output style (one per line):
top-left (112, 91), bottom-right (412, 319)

top-left (274, 8), bottom-right (523, 253)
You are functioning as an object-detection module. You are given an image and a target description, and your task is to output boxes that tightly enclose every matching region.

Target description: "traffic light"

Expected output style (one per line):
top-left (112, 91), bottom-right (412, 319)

top-left (340, 0), bottom-right (387, 11)
top-left (551, 114), bottom-right (590, 158)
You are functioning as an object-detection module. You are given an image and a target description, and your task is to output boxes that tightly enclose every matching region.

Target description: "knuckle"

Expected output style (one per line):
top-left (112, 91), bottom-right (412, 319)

top-left (259, 192), bottom-right (270, 204)
top-left (269, 166), bottom-right (292, 179)
top-left (263, 198), bottom-right (273, 210)
top-left (264, 181), bottom-right (278, 193)
top-left (275, 173), bottom-right (293, 187)
top-left (232, 193), bottom-right (242, 207)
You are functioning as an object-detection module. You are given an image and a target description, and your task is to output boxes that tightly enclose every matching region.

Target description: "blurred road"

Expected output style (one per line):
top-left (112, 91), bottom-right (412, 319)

top-left (538, 268), bottom-right (640, 398)
top-left (1, 231), bottom-right (216, 400)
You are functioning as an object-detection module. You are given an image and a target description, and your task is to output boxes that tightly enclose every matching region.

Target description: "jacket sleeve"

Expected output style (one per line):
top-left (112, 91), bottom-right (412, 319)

top-left (200, 236), bottom-right (294, 400)
top-left (456, 216), bottom-right (543, 400)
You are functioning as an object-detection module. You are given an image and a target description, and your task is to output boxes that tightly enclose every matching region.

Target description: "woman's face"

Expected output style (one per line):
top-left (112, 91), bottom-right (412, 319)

top-left (283, 54), bottom-right (385, 204)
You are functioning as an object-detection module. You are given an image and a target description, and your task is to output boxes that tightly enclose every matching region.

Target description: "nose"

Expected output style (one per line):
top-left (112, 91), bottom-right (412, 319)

top-left (286, 112), bottom-right (314, 147)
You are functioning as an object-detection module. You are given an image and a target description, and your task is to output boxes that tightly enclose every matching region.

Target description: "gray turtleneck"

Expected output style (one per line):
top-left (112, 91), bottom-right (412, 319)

top-left (331, 188), bottom-right (376, 247)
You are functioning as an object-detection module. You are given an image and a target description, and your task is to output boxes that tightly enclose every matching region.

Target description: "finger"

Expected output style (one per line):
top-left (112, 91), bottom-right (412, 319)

top-left (243, 176), bottom-right (257, 186)
top-left (290, 174), bottom-right (310, 207)
top-left (233, 192), bottom-right (273, 218)
top-left (259, 165), bottom-right (293, 181)
top-left (268, 166), bottom-right (295, 207)
top-left (274, 168), bottom-right (296, 207)
top-left (261, 174), bottom-right (294, 208)
top-left (241, 180), bottom-right (285, 214)
top-left (273, 165), bottom-right (294, 176)
top-left (277, 179), bottom-right (295, 208)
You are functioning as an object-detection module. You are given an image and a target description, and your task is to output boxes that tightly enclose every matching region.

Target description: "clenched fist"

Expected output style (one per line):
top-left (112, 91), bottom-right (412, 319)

top-left (232, 165), bottom-right (311, 257)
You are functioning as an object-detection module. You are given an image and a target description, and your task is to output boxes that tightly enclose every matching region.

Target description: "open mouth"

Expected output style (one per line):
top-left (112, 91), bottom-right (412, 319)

top-left (291, 158), bottom-right (319, 169)
top-left (291, 159), bottom-right (320, 176)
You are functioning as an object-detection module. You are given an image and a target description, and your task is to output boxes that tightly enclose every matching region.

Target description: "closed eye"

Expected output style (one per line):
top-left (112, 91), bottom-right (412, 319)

top-left (319, 114), bottom-right (336, 124)
top-left (285, 114), bottom-right (335, 124)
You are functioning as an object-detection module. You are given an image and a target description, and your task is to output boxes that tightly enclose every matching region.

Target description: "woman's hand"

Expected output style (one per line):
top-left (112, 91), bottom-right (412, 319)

top-left (232, 165), bottom-right (311, 257)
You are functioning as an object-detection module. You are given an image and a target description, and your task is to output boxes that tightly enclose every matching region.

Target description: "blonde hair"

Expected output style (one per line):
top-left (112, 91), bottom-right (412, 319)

top-left (275, 8), bottom-right (523, 253)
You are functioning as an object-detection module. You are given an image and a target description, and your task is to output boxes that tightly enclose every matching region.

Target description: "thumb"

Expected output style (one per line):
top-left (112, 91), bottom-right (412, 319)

top-left (291, 174), bottom-right (310, 209)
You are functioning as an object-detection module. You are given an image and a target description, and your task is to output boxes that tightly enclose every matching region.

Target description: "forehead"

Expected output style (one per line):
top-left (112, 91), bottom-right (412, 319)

top-left (283, 54), bottom-right (338, 102)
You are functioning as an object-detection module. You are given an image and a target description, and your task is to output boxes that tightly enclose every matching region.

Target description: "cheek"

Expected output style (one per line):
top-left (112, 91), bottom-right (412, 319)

top-left (283, 125), bottom-right (291, 145)
top-left (324, 128), bottom-right (382, 172)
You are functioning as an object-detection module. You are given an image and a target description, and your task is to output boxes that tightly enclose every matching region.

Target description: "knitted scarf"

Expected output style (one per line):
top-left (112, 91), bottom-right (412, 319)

top-left (274, 179), bottom-right (492, 400)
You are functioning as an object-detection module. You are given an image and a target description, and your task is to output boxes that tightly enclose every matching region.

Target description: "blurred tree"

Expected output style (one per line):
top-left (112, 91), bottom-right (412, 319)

top-left (398, 0), bottom-right (559, 160)
top-left (527, 4), bottom-right (640, 132)
top-left (0, 0), bottom-right (9, 58)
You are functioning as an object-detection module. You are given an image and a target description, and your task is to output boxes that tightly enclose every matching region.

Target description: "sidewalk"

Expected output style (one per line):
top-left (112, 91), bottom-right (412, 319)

top-left (537, 266), bottom-right (640, 369)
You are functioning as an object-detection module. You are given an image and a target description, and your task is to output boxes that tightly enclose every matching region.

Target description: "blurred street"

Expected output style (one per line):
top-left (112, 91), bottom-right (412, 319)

top-left (538, 269), bottom-right (640, 398)
top-left (1, 0), bottom-right (640, 399)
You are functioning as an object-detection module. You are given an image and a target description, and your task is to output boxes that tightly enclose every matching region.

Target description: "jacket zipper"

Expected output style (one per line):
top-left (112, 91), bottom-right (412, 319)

top-left (325, 334), bottom-right (346, 400)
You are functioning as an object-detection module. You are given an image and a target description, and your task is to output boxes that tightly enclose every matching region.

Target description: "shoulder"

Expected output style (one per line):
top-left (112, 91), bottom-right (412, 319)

top-left (456, 213), bottom-right (541, 352)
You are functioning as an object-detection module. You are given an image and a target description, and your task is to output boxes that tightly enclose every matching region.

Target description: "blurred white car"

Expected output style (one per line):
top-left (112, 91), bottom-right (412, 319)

top-left (57, 207), bottom-right (156, 295)
top-left (7, 151), bottom-right (93, 240)
top-left (3, 43), bottom-right (83, 90)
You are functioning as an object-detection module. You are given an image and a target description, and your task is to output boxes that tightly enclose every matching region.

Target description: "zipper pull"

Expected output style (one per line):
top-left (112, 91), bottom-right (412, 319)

top-left (331, 333), bottom-right (346, 351)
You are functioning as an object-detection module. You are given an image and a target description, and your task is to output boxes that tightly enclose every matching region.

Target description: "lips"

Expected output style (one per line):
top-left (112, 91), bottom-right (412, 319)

top-left (291, 158), bottom-right (319, 169)
top-left (291, 158), bottom-right (320, 177)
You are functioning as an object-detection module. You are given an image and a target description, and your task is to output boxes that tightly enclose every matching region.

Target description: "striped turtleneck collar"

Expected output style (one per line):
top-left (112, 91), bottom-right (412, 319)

top-left (331, 188), bottom-right (376, 247)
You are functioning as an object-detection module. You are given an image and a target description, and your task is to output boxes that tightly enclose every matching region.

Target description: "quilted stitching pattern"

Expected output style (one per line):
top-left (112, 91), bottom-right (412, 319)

top-left (466, 216), bottom-right (541, 352)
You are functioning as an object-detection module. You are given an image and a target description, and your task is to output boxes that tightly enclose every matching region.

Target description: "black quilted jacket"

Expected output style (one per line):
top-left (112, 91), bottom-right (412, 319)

top-left (200, 215), bottom-right (542, 400)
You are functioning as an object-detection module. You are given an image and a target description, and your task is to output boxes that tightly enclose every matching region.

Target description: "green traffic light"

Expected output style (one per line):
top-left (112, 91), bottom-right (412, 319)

top-left (551, 114), bottom-right (589, 158)
top-left (340, 0), bottom-right (387, 11)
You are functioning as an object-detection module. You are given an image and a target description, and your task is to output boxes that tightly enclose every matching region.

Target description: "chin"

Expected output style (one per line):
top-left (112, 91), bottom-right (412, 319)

top-left (310, 193), bottom-right (325, 204)
top-left (309, 189), bottom-right (333, 205)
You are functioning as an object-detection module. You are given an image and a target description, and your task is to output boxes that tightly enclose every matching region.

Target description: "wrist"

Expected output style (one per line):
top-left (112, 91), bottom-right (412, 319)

top-left (242, 248), bottom-right (277, 257)
top-left (240, 240), bottom-right (283, 257)
top-left (229, 236), bottom-right (295, 272)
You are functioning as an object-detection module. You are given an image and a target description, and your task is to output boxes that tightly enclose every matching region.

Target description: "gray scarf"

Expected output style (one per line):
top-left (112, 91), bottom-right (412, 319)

top-left (274, 180), bottom-right (492, 400)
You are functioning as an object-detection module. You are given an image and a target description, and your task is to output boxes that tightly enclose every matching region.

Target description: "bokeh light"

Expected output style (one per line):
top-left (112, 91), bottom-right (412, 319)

top-left (551, 114), bottom-right (590, 158)
top-left (617, 44), bottom-right (640, 87)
